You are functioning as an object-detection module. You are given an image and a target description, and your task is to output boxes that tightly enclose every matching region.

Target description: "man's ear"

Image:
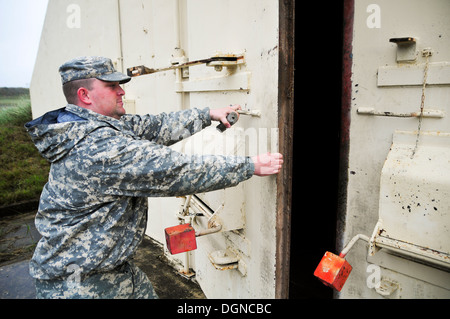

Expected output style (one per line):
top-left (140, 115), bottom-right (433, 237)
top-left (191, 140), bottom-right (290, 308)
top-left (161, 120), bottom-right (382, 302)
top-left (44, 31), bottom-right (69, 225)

top-left (77, 87), bottom-right (91, 105)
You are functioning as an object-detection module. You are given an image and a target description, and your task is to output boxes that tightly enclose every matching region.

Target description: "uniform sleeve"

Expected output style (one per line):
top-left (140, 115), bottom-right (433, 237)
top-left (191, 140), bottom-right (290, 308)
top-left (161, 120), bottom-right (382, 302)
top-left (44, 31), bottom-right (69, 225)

top-left (121, 107), bottom-right (211, 146)
top-left (73, 126), bottom-right (254, 198)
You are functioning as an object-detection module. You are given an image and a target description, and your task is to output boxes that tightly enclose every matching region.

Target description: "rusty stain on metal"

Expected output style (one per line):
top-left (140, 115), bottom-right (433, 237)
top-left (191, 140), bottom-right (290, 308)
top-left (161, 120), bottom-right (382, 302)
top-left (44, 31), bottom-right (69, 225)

top-left (336, 0), bottom-right (355, 256)
top-left (207, 249), bottom-right (240, 271)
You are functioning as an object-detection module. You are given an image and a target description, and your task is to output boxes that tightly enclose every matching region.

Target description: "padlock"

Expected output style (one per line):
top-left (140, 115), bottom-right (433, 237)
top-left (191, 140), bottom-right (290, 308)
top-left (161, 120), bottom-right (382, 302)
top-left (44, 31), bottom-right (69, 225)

top-left (164, 223), bottom-right (197, 255)
top-left (313, 251), bottom-right (352, 292)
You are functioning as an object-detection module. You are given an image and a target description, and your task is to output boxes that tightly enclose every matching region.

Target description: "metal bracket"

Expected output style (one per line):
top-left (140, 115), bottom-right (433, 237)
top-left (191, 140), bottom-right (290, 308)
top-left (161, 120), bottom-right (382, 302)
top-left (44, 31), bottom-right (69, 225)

top-left (375, 278), bottom-right (399, 297)
top-left (208, 249), bottom-right (247, 276)
top-left (390, 37), bottom-right (417, 63)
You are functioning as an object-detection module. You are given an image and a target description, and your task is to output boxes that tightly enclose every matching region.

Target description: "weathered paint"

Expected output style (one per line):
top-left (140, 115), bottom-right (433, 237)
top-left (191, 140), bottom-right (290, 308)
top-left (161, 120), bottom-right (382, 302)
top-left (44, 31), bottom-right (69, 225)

top-left (275, 0), bottom-right (295, 299)
top-left (337, 0), bottom-right (355, 256)
top-left (338, 0), bottom-right (450, 298)
top-left (30, 0), bottom-right (290, 299)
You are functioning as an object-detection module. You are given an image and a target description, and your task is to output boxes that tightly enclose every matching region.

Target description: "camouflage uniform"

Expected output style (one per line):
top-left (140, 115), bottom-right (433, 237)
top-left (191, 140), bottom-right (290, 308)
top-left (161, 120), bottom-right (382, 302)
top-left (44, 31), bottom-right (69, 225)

top-left (25, 57), bottom-right (254, 299)
top-left (58, 56), bottom-right (132, 84)
top-left (34, 261), bottom-right (158, 299)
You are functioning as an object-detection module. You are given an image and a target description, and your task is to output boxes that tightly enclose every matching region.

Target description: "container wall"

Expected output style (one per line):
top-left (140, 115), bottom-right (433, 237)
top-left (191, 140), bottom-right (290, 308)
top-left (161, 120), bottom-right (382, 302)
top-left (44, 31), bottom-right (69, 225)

top-left (30, 0), bottom-right (123, 118)
top-left (31, 0), bottom-right (281, 299)
top-left (340, 0), bottom-right (450, 298)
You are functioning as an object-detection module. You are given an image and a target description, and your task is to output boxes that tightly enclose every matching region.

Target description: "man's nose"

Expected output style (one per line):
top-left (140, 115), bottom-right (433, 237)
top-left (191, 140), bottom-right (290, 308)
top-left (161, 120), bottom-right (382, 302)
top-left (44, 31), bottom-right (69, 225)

top-left (117, 86), bottom-right (125, 96)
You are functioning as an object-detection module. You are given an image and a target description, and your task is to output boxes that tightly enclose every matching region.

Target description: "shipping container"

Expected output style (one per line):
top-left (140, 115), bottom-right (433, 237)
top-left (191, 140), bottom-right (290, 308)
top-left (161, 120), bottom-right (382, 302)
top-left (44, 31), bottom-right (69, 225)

top-left (30, 0), bottom-right (449, 298)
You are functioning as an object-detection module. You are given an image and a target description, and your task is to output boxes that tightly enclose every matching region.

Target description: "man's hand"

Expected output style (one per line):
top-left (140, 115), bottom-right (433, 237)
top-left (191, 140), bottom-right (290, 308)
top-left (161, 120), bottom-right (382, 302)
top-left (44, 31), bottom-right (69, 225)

top-left (210, 105), bottom-right (242, 129)
top-left (252, 152), bottom-right (284, 176)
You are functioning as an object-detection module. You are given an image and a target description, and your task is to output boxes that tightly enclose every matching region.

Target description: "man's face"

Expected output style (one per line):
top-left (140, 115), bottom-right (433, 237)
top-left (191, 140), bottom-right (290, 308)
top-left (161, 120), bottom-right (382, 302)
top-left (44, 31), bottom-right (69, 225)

top-left (87, 79), bottom-right (126, 119)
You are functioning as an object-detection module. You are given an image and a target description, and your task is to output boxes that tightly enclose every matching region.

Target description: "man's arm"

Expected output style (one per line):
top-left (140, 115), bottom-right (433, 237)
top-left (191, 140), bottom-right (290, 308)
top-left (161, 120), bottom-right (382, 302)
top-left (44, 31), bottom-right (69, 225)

top-left (123, 104), bottom-right (243, 146)
top-left (210, 105), bottom-right (284, 176)
top-left (77, 127), bottom-right (255, 198)
top-left (122, 107), bottom-right (211, 146)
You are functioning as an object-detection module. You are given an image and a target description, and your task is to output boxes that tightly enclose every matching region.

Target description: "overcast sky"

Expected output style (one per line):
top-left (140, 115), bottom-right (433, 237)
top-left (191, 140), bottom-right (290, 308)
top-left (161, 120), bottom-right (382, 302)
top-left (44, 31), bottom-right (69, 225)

top-left (0, 0), bottom-right (49, 88)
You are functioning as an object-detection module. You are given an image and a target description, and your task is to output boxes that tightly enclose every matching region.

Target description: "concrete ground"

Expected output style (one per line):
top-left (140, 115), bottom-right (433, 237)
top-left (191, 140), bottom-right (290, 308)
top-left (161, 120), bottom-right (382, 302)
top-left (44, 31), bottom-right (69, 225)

top-left (0, 210), bottom-right (205, 299)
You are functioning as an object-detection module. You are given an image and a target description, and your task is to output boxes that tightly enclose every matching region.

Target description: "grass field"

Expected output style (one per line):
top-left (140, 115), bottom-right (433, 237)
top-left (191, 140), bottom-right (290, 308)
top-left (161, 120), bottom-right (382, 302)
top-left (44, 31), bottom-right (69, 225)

top-left (0, 89), bottom-right (50, 207)
top-left (0, 96), bottom-right (30, 108)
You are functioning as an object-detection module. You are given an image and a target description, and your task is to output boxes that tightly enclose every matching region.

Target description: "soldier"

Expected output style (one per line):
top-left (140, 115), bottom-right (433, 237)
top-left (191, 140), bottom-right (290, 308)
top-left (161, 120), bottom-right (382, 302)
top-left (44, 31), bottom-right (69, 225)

top-left (25, 56), bottom-right (283, 299)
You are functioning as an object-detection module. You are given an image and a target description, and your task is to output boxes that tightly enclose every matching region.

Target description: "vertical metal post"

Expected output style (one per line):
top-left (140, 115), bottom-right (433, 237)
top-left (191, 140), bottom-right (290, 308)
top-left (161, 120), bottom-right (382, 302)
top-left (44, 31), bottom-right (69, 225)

top-left (117, 0), bottom-right (124, 73)
top-left (275, 0), bottom-right (295, 299)
top-left (336, 0), bottom-right (355, 257)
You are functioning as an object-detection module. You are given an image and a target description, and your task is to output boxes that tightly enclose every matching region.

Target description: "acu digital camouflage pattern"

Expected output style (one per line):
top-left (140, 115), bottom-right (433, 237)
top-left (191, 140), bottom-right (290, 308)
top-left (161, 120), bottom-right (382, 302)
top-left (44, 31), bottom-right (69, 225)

top-left (25, 104), bottom-right (254, 286)
top-left (59, 56), bottom-right (131, 85)
top-left (34, 261), bottom-right (158, 299)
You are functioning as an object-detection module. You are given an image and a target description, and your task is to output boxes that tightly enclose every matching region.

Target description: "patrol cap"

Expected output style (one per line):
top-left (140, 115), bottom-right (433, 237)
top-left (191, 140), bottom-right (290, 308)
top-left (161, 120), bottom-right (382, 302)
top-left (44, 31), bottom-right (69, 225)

top-left (59, 56), bottom-right (131, 85)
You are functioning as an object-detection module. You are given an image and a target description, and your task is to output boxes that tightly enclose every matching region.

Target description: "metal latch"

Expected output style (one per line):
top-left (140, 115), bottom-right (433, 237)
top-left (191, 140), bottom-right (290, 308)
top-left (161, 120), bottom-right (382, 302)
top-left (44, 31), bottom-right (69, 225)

top-left (357, 107), bottom-right (444, 118)
top-left (314, 221), bottom-right (382, 291)
top-left (127, 53), bottom-right (245, 77)
top-left (389, 37), bottom-right (417, 63)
